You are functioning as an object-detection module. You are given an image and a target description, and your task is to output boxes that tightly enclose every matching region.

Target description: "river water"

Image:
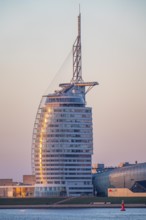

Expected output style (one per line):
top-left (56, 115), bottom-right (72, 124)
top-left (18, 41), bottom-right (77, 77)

top-left (0, 208), bottom-right (146, 220)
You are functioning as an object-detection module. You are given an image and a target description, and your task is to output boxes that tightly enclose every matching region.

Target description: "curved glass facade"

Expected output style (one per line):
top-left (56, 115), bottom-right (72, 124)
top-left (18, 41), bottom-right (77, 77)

top-left (93, 163), bottom-right (146, 196)
top-left (32, 90), bottom-right (94, 196)
top-left (31, 13), bottom-right (98, 197)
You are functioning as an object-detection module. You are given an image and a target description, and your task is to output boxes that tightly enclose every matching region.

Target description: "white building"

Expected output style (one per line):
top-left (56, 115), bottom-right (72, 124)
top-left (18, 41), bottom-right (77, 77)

top-left (31, 13), bottom-right (98, 196)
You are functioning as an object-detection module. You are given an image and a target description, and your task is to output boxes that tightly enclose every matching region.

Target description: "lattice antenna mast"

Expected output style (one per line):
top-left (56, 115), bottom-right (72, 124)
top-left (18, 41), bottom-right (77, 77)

top-left (71, 11), bottom-right (83, 83)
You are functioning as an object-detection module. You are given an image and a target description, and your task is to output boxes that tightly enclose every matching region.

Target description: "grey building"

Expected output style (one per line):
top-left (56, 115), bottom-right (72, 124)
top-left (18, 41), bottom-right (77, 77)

top-left (93, 162), bottom-right (146, 196)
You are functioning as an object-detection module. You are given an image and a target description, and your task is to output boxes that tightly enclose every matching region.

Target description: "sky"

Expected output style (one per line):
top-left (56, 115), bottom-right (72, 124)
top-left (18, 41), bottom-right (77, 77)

top-left (0, 0), bottom-right (146, 181)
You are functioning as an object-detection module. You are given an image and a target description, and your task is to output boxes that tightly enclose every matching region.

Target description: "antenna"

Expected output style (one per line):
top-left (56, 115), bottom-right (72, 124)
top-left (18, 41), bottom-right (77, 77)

top-left (60, 9), bottom-right (98, 95)
top-left (71, 10), bottom-right (83, 83)
top-left (78, 4), bottom-right (81, 37)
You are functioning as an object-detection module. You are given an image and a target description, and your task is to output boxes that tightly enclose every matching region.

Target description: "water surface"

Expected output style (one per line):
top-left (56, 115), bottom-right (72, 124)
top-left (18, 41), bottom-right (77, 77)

top-left (0, 208), bottom-right (146, 220)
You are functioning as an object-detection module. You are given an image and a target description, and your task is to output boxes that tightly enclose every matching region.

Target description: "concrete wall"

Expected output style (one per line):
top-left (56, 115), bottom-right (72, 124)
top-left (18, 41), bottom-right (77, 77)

top-left (108, 188), bottom-right (146, 197)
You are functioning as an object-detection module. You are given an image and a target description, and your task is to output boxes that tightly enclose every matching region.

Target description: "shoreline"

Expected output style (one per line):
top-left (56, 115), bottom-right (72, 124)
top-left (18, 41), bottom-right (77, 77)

top-left (0, 204), bottom-right (146, 209)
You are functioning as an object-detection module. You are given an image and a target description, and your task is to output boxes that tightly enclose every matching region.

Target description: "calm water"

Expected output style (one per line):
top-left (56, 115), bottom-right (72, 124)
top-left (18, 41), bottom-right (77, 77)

top-left (0, 208), bottom-right (146, 220)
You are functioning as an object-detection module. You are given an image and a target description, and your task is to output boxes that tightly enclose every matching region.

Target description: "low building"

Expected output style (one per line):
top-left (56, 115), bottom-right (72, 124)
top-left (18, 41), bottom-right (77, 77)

top-left (23, 175), bottom-right (35, 185)
top-left (93, 162), bottom-right (146, 197)
top-left (108, 188), bottom-right (146, 197)
top-left (0, 177), bottom-right (35, 197)
top-left (0, 179), bottom-right (13, 186)
top-left (0, 186), bottom-right (34, 198)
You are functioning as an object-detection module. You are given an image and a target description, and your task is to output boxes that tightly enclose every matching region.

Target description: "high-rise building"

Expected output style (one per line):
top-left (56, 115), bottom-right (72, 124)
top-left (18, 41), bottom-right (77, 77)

top-left (31, 13), bottom-right (98, 196)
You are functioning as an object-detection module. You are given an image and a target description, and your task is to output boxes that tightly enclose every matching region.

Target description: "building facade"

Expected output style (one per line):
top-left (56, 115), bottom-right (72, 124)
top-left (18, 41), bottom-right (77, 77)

top-left (0, 186), bottom-right (34, 198)
top-left (93, 162), bottom-right (146, 196)
top-left (31, 13), bottom-right (98, 196)
top-left (0, 178), bottom-right (35, 198)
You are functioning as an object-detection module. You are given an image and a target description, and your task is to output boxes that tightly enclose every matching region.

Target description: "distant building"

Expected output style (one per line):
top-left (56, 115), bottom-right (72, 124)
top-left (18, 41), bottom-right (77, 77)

top-left (0, 179), bottom-right (13, 186)
top-left (0, 177), bottom-right (35, 198)
top-left (118, 162), bottom-right (132, 167)
top-left (92, 164), bottom-right (104, 174)
top-left (93, 162), bottom-right (146, 196)
top-left (0, 186), bottom-right (34, 198)
top-left (23, 175), bottom-right (35, 185)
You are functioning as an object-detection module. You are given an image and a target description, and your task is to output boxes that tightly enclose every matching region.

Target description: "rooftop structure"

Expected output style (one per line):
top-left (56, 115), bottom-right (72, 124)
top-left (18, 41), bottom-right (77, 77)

top-left (23, 175), bottom-right (36, 185)
top-left (31, 13), bottom-right (98, 197)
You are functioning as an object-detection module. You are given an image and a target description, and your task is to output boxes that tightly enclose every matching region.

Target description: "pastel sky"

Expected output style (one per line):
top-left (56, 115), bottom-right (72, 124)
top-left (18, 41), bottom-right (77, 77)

top-left (0, 0), bottom-right (146, 181)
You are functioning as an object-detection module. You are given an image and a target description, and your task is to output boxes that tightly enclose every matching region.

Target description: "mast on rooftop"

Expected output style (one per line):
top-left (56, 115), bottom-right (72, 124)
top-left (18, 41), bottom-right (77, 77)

top-left (71, 11), bottom-right (83, 83)
top-left (60, 11), bottom-right (98, 94)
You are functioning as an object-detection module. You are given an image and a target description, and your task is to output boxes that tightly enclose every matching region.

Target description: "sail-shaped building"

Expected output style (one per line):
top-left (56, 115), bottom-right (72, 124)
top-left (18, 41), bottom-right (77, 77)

top-left (31, 13), bottom-right (98, 197)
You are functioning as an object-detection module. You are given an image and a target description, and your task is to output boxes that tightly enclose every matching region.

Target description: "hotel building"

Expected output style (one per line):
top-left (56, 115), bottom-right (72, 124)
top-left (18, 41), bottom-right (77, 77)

top-left (31, 13), bottom-right (98, 196)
